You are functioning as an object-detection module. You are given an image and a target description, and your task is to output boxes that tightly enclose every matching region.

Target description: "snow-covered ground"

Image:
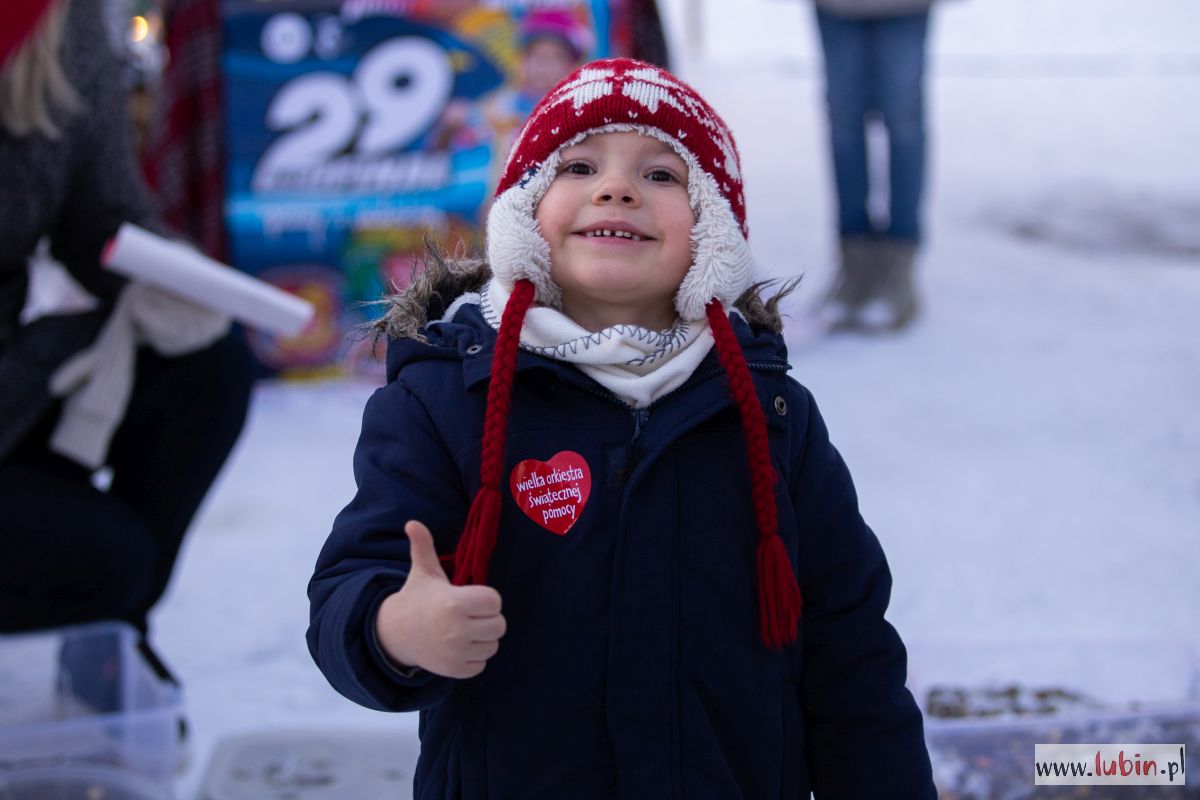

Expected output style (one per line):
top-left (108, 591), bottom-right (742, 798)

top-left (149, 2), bottom-right (1200, 796)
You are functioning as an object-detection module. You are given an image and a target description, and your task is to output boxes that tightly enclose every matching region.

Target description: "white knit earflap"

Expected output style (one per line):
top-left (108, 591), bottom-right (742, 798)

top-left (675, 158), bottom-right (755, 320)
top-left (486, 154), bottom-right (563, 309)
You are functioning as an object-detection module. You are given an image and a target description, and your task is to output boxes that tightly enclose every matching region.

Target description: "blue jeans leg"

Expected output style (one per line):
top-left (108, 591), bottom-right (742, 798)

top-left (816, 10), bottom-right (873, 238)
top-left (871, 12), bottom-right (929, 241)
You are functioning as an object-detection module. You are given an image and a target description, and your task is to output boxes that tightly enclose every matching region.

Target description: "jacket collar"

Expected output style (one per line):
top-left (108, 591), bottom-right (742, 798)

top-left (385, 302), bottom-right (790, 394)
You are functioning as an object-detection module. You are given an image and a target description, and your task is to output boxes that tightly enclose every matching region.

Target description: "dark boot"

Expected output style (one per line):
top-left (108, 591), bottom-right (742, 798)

top-left (819, 236), bottom-right (876, 331)
top-left (856, 238), bottom-right (919, 331)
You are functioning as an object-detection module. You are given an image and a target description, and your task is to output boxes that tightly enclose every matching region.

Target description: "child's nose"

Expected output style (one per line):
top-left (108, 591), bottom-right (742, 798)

top-left (592, 173), bottom-right (639, 206)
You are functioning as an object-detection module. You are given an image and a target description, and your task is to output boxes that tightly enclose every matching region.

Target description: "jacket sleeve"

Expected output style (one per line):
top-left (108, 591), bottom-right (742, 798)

top-left (307, 376), bottom-right (468, 712)
top-left (789, 386), bottom-right (935, 798)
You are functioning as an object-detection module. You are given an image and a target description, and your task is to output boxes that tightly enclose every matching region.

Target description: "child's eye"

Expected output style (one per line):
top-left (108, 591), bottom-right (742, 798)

top-left (647, 168), bottom-right (680, 184)
top-left (561, 161), bottom-right (594, 176)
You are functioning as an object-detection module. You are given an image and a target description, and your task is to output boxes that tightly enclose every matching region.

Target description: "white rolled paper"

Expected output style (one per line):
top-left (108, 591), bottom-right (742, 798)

top-left (102, 223), bottom-right (315, 337)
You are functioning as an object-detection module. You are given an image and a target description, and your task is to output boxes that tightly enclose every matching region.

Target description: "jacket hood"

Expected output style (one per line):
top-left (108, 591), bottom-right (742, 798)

top-left (375, 254), bottom-right (492, 343)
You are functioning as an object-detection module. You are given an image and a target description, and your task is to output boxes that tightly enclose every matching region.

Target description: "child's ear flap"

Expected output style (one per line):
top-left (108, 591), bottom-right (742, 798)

top-left (486, 155), bottom-right (563, 309)
top-left (675, 174), bottom-right (755, 320)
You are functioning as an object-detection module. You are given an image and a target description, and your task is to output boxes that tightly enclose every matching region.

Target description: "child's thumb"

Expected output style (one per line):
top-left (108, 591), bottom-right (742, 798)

top-left (404, 520), bottom-right (449, 581)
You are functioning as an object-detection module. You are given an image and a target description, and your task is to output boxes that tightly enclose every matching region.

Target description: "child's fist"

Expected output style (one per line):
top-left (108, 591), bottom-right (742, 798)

top-left (374, 520), bottom-right (507, 680)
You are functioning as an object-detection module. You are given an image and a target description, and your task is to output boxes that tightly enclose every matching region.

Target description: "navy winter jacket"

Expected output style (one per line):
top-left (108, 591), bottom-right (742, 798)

top-left (308, 301), bottom-right (935, 799)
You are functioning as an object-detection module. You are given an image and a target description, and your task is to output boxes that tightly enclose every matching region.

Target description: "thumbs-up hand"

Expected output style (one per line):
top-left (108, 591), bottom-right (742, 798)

top-left (374, 520), bottom-right (507, 679)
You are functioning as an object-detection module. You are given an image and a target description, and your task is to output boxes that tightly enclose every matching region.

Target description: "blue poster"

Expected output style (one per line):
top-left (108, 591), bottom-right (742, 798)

top-left (223, 0), bottom-right (615, 372)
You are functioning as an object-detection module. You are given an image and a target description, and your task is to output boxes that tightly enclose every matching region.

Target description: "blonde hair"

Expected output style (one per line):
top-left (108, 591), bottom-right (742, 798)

top-left (0, 0), bottom-right (83, 139)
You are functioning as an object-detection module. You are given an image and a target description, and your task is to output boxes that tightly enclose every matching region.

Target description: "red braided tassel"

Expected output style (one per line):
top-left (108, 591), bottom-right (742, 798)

top-left (454, 486), bottom-right (502, 586)
top-left (757, 534), bottom-right (803, 650)
top-left (706, 300), bottom-right (802, 649)
top-left (452, 279), bottom-right (536, 587)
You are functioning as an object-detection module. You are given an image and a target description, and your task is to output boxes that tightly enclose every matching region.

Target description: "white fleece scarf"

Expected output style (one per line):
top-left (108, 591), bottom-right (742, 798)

top-left (449, 279), bottom-right (714, 409)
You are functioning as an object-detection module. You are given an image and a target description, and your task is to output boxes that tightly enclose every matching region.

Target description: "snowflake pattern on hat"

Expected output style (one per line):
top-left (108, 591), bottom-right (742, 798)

top-left (496, 58), bottom-right (748, 237)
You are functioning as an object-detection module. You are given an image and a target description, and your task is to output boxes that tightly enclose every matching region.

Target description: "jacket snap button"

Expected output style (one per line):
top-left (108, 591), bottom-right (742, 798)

top-left (773, 396), bottom-right (787, 416)
top-left (466, 344), bottom-right (483, 355)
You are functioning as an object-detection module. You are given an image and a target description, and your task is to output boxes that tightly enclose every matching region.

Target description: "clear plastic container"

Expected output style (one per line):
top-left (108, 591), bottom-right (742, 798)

top-left (0, 765), bottom-right (168, 800)
top-left (0, 621), bottom-right (181, 795)
top-left (907, 640), bottom-right (1200, 799)
top-left (200, 729), bottom-right (419, 800)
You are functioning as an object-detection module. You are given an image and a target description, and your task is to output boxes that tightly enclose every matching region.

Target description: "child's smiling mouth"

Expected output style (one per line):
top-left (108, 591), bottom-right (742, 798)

top-left (574, 222), bottom-right (653, 243)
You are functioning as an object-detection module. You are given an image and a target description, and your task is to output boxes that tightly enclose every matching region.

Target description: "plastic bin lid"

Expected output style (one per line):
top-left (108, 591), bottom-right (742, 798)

top-left (0, 764), bottom-right (169, 800)
top-left (200, 729), bottom-right (419, 800)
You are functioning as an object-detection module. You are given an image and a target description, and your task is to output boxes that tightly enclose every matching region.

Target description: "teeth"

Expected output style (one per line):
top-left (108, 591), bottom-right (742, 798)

top-left (584, 229), bottom-right (642, 241)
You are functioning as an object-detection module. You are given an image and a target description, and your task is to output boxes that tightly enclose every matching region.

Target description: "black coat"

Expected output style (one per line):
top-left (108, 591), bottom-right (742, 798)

top-left (308, 301), bottom-right (935, 798)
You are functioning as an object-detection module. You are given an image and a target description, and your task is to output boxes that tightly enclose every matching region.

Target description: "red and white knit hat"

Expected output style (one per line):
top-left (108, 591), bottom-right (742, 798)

top-left (486, 57), bottom-right (755, 322)
top-left (457, 58), bottom-right (802, 650)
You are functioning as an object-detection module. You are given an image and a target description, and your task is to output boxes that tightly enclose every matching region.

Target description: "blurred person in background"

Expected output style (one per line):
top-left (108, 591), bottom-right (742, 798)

top-left (0, 0), bottom-right (252, 687)
top-left (481, 9), bottom-right (594, 172)
top-left (811, 0), bottom-right (934, 333)
top-left (628, 0), bottom-right (670, 67)
top-left (432, 8), bottom-right (594, 212)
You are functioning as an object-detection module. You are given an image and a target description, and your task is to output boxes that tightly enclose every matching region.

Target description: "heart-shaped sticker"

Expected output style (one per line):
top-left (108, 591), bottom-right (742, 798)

top-left (510, 451), bottom-right (592, 535)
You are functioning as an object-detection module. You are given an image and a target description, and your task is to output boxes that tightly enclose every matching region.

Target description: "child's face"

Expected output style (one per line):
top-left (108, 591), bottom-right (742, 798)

top-left (535, 131), bottom-right (695, 331)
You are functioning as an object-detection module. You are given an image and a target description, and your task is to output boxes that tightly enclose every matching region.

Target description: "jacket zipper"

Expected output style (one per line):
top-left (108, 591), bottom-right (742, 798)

top-left (631, 407), bottom-right (649, 442)
top-left (572, 383), bottom-right (649, 445)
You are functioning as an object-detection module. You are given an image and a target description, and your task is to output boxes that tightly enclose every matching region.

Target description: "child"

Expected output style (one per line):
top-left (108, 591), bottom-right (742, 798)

top-left (309, 58), bottom-right (935, 798)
